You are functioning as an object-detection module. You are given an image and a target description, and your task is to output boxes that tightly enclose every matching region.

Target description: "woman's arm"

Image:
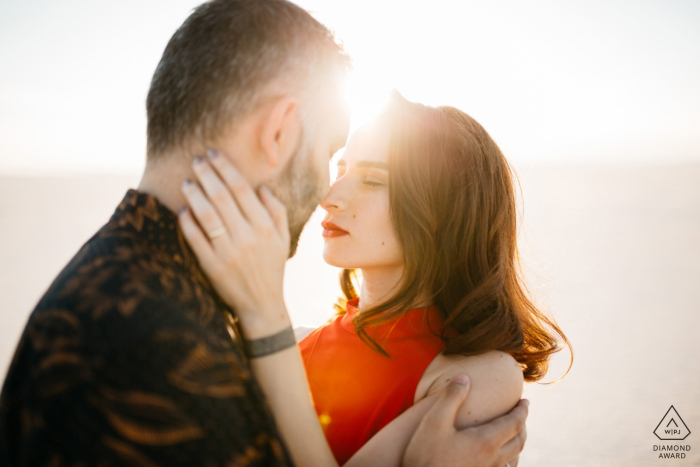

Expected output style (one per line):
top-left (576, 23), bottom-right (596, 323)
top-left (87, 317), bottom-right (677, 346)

top-left (178, 154), bottom-right (336, 467)
top-left (423, 350), bottom-right (524, 429)
top-left (346, 350), bottom-right (524, 467)
top-left (344, 392), bottom-right (439, 466)
top-left (247, 334), bottom-right (338, 466)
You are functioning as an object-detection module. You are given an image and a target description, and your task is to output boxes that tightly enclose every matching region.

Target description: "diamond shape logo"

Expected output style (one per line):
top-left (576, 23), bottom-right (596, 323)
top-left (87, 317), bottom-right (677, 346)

top-left (654, 406), bottom-right (691, 440)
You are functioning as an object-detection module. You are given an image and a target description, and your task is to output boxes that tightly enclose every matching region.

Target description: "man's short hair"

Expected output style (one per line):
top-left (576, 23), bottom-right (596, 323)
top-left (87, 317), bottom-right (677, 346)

top-left (146, 0), bottom-right (351, 159)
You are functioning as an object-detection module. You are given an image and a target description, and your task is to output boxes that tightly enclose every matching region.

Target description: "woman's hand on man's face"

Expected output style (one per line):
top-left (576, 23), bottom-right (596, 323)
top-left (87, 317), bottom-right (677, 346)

top-left (178, 149), bottom-right (292, 339)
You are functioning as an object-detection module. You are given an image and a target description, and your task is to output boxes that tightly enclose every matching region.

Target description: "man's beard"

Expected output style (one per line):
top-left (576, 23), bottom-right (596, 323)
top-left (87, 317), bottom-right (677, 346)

top-left (267, 130), bottom-right (327, 258)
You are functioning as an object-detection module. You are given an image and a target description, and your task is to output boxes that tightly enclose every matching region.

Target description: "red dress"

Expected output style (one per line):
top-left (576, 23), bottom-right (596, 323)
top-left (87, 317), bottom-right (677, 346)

top-left (298, 297), bottom-right (453, 465)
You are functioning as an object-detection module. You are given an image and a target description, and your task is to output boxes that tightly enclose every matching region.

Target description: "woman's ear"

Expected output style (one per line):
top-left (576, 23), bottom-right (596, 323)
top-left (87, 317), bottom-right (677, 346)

top-left (259, 97), bottom-right (302, 169)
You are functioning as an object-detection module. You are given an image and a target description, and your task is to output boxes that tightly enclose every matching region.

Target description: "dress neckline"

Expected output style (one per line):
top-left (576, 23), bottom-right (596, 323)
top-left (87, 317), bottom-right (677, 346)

top-left (340, 297), bottom-right (448, 340)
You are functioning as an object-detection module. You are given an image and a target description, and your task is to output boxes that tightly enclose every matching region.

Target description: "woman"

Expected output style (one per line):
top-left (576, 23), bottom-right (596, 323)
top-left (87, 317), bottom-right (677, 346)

top-left (179, 92), bottom-right (570, 466)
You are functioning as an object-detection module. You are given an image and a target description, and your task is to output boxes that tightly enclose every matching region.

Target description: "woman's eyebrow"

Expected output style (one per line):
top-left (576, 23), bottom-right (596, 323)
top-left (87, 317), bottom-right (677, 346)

top-left (356, 161), bottom-right (389, 170)
top-left (336, 159), bottom-right (389, 170)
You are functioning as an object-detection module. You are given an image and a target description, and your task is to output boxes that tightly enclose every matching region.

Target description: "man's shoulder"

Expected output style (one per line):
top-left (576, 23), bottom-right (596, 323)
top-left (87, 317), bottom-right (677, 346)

top-left (41, 224), bottom-right (149, 299)
top-left (26, 223), bottom-right (222, 353)
top-left (3, 220), bottom-right (242, 407)
top-left (41, 224), bottom-right (193, 312)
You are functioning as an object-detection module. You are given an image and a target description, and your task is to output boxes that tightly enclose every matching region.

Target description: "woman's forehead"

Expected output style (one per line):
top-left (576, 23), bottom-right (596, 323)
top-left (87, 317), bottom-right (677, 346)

top-left (342, 123), bottom-right (390, 163)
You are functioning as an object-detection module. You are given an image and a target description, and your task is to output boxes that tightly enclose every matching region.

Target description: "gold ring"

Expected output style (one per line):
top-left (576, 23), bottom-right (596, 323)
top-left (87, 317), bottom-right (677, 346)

top-left (207, 225), bottom-right (227, 239)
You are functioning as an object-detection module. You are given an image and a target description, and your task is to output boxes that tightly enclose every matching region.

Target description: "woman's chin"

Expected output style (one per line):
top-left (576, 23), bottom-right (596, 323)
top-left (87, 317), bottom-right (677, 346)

top-left (322, 249), bottom-right (353, 269)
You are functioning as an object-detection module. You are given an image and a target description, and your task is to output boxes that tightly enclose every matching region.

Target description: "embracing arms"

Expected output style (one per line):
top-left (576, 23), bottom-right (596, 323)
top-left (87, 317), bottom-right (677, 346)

top-left (177, 150), bottom-right (529, 467)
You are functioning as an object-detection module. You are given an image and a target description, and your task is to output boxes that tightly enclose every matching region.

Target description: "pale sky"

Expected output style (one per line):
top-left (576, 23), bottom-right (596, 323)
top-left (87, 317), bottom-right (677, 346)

top-left (1, 0), bottom-right (698, 175)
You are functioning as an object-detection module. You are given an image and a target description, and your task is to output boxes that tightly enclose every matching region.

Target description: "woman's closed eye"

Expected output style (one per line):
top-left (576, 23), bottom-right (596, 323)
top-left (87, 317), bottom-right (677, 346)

top-left (363, 169), bottom-right (387, 187)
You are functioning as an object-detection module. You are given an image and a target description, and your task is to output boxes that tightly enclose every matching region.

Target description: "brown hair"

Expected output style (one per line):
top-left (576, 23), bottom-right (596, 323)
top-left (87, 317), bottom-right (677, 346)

top-left (337, 92), bottom-right (572, 383)
top-left (146, 0), bottom-right (351, 159)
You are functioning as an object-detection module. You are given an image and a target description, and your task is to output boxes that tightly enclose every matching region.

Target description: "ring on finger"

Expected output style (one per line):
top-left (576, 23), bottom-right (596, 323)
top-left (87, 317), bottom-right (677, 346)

top-left (207, 225), bottom-right (227, 240)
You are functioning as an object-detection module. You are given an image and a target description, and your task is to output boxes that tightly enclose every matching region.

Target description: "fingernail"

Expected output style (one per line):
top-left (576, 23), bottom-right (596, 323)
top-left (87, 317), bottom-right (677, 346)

top-left (183, 179), bottom-right (192, 187)
top-left (193, 155), bottom-right (204, 165)
top-left (260, 185), bottom-right (272, 197)
top-left (452, 374), bottom-right (469, 386)
top-left (207, 149), bottom-right (220, 159)
top-left (523, 399), bottom-right (530, 407)
top-left (178, 205), bottom-right (187, 214)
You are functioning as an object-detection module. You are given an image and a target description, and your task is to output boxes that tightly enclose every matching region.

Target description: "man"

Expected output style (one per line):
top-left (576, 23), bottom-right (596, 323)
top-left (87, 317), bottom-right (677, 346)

top-left (0, 0), bottom-right (527, 465)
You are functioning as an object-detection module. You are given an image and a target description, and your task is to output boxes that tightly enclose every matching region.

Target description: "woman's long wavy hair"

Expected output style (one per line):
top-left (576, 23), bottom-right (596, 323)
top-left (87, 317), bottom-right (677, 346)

top-left (335, 91), bottom-right (572, 383)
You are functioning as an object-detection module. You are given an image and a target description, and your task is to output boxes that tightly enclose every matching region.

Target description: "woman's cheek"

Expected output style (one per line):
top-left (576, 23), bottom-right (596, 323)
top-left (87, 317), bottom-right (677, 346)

top-left (366, 223), bottom-right (402, 266)
top-left (379, 236), bottom-right (403, 266)
top-left (370, 195), bottom-right (402, 263)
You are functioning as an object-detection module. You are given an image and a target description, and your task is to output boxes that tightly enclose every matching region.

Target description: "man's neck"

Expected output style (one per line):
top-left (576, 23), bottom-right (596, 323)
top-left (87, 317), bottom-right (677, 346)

top-left (137, 159), bottom-right (193, 215)
top-left (137, 141), bottom-right (265, 215)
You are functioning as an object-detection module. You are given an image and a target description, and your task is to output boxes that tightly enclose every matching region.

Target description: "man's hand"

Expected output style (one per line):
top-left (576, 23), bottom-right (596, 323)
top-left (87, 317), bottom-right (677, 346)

top-left (403, 375), bottom-right (528, 467)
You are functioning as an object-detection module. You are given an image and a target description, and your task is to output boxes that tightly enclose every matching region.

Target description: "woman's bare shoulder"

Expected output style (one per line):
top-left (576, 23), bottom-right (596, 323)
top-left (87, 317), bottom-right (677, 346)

top-left (418, 350), bottom-right (524, 428)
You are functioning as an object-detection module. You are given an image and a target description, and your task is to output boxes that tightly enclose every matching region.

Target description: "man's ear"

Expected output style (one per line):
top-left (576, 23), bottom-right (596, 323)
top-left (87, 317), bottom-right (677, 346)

top-left (259, 97), bottom-right (302, 169)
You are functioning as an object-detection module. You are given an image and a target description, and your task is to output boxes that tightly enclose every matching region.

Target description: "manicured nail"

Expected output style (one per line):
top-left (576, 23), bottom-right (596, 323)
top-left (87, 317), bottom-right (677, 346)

top-left (523, 399), bottom-right (530, 407)
top-left (183, 179), bottom-right (192, 187)
top-left (178, 205), bottom-right (187, 214)
top-left (207, 149), bottom-right (220, 159)
top-left (452, 374), bottom-right (469, 386)
top-left (259, 185), bottom-right (272, 197)
top-left (193, 155), bottom-right (204, 165)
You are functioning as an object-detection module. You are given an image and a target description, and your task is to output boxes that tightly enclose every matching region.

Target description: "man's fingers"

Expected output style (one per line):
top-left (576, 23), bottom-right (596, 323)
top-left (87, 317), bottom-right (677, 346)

top-left (473, 398), bottom-right (529, 449)
top-left (505, 454), bottom-right (521, 467)
top-left (500, 424), bottom-right (527, 462)
top-left (420, 375), bottom-right (471, 430)
top-left (206, 149), bottom-right (273, 230)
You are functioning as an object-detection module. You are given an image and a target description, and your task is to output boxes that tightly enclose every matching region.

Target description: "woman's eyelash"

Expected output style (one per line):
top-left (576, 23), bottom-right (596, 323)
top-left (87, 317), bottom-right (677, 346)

top-left (362, 181), bottom-right (383, 187)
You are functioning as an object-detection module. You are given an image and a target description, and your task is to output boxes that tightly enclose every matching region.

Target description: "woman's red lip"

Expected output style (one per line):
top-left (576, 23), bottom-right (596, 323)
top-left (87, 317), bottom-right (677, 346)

top-left (321, 221), bottom-right (349, 237)
top-left (321, 221), bottom-right (348, 232)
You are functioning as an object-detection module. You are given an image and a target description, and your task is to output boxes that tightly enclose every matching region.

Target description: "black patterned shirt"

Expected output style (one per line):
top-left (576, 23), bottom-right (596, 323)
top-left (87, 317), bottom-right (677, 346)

top-left (0, 189), bottom-right (293, 466)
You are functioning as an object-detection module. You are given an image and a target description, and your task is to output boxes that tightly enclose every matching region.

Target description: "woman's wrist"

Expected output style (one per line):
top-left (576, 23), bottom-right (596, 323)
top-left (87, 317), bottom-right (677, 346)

top-left (236, 303), bottom-right (292, 340)
top-left (244, 326), bottom-right (297, 359)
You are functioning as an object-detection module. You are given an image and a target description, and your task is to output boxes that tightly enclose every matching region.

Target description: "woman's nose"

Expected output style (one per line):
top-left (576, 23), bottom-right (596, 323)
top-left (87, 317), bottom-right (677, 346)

top-left (321, 180), bottom-right (348, 213)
